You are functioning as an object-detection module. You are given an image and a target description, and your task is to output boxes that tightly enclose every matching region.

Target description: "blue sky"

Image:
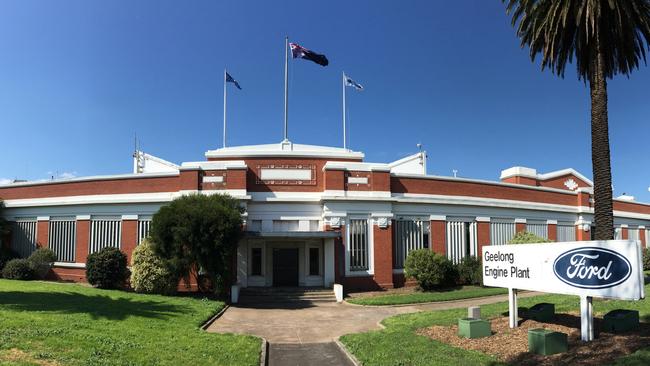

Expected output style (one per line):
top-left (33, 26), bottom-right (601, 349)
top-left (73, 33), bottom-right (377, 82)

top-left (1, 1), bottom-right (649, 200)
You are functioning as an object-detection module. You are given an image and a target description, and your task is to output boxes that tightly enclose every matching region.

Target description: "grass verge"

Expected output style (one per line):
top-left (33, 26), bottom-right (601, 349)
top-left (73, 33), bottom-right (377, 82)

top-left (347, 286), bottom-right (508, 306)
top-left (0, 279), bottom-right (260, 366)
top-left (341, 284), bottom-right (650, 365)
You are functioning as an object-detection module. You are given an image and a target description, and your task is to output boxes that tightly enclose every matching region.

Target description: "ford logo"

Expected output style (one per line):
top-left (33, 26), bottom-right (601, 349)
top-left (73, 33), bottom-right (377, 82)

top-left (553, 247), bottom-right (632, 289)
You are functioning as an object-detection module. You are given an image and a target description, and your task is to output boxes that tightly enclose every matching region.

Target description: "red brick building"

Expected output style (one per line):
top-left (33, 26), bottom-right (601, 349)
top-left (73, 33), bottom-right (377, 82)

top-left (1, 141), bottom-right (648, 291)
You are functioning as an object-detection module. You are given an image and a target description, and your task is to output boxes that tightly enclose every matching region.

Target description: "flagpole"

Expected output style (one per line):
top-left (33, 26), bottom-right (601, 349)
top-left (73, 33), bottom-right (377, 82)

top-left (283, 36), bottom-right (289, 142)
top-left (223, 68), bottom-right (227, 148)
top-left (342, 72), bottom-right (347, 149)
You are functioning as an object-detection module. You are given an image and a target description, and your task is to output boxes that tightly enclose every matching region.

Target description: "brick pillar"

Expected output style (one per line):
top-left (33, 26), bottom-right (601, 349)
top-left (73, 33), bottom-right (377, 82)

top-left (36, 217), bottom-right (49, 249)
top-left (372, 222), bottom-right (393, 289)
top-left (622, 226), bottom-right (629, 240)
top-left (477, 221), bottom-right (490, 256)
top-left (640, 228), bottom-right (647, 248)
top-left (576, 224), bottom-right (591, 241)
top-left (431, 220), bottom-right (446, 256)
top-left (548, 223), bottom-right (557, 242)
top-left (76, 218), bottom-right (90, 263)
top-left (515, 221), bottom-right (526, 233)
top-left (121, 218), bottom-right (138, 264)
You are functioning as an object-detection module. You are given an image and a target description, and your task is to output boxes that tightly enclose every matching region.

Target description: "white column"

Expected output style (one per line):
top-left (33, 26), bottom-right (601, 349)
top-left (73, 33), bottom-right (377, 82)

top-left (508, 288), bottom-right (518, 328)
top-left (580, 296), bottom-right (594, 341)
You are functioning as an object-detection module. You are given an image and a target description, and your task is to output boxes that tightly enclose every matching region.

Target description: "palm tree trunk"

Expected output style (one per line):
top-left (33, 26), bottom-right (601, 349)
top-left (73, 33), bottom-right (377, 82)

top-left (589, 44), bottom-right (614, 241)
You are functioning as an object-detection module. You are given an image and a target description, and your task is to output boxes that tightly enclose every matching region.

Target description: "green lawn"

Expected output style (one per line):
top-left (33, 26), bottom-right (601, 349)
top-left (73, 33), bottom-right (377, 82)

top-left (341, 284), bottom-right (650, 366)
top-left (347, 286), bottom-right (508, 306)
top-left (0, 279), bottom-right (260, 366)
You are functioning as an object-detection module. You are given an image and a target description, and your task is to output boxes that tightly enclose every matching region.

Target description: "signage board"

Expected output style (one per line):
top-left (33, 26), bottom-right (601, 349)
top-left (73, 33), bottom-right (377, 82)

top-left (482, 240), bottom-right (644, 301)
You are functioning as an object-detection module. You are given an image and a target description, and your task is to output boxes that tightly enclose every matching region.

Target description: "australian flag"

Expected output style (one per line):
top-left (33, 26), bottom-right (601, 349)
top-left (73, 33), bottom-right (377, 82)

top-left (289, 43), bottom-right (329, 66)
top-left (226, 72), bottom-right (242, 90)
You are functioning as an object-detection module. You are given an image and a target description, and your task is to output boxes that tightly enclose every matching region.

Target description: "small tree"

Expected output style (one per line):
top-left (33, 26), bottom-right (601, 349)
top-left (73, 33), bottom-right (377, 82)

top-left (404, 249), bottom-right (456, 290)
top-left (508, 231), bottom-right (551, 244)
top-left (86, 247), bottom-right (129, 289)
top-left (149, 193), bottom-right (243, 294)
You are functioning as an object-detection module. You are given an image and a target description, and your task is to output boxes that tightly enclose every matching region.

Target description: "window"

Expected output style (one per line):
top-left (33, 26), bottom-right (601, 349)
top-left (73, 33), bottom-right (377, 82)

top-left (526, 220), bottom-right (548, 239)
top-left (628, 226), bottom-right (640, 241)
top-left (248, 220), bottom-right (262, 232)
top-left (490, 219), bottom-right (516, 245)
top-left (138, 219), bottom-right (151, 244)
top-left (273, 220), bottom-right (299, 232)
top-left (251, 247), bottom-right (262, 276)
top-left (393, 219), bottom-right (430, 269)
top-left (11, 219), bottom-right (37, 258)
top-left (557, 222), bottom-right (576, 242)
top-left (90, 217), bottom-right (122, 254)
top-left (309, 247), bottom-right (320, 276)
top-left (48, 218), bottom-right (76, 262)
top-left (349, 219), bottom-right (369, 271)
top-left (446, 220), bottom-right (477, 264)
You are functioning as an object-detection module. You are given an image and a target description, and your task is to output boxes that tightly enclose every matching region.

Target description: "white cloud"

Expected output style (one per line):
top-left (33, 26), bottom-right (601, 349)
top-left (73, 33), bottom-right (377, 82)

top-left (58, 172), bottom-right (77, 179)
top-left (0, 178), bottom-right (12, 185)
top-left (648, 186), bottom-right (650, 192)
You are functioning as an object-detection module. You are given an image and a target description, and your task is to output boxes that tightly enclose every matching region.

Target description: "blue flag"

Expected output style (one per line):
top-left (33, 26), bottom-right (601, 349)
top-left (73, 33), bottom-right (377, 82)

top-left (226, 72), bottom-right (242, 90)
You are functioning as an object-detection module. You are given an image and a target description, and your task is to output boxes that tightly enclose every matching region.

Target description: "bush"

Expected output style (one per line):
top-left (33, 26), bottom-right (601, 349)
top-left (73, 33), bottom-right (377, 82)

top-left (643, 248), bottom-right (650, 271)
top-left (456, 255), bottom-right (483, 285)
top-left (508, 231), bottom-right (552, 244)
top-left (2, 258), bottom-right (34, 280)
top-left (130, 239), bottom-right (177, 295)
top-left (404, 249), bottom-right (455, 290)
top-left (28, 248), bottom-right (58, 279)
top-left (0, 247), bottom-right (19, 274)
top-left (150, 193), bottom-right (243, 294)
top-left (86, 247), bottom-right (129, 289)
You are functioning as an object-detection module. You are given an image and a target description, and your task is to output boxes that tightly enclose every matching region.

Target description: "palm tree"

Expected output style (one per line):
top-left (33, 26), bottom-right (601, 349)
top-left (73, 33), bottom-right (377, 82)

top-left (503, 0), bottom-right (650, 240)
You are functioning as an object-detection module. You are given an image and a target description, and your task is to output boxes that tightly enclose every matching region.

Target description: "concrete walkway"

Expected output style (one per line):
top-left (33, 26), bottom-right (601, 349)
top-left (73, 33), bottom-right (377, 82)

top-left (206, 291), bottom-right (542, 343)
top-left (268, 343), bottom-right (354, 366)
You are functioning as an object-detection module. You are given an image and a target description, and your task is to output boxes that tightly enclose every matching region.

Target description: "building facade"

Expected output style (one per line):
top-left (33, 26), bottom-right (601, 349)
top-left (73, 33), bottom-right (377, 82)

top-left (2, 141), bottom-right (649, 291)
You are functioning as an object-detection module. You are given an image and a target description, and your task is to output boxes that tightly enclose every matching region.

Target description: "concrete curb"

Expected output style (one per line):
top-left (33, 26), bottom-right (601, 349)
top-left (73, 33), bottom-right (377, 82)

top-left (335, 339), bottom-right (361, 366)
top-left (259, 338), bottom-right (268, 366)
top-left (200, 304), bottom-right (230, 330)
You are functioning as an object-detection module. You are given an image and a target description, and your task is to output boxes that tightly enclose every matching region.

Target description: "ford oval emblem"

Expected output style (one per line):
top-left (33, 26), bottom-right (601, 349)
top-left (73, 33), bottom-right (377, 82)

top-left (553, 247), bottom-right (632, 289)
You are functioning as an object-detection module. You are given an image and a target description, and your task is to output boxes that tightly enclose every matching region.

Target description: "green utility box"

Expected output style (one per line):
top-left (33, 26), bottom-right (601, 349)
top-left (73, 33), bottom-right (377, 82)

top-left (528, 328), bottom-right (568, 356)
top-left (603, 309), bottom-right (639, 333)
top-left (527, 303), bottom-right (555, 322)
top-left (458, 318), bottom-right (491, 339)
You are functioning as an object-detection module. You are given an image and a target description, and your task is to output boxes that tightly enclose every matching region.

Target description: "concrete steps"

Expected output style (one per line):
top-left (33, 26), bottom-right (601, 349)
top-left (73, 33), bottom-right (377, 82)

top-left (239, 287), bottom-right (336, 304)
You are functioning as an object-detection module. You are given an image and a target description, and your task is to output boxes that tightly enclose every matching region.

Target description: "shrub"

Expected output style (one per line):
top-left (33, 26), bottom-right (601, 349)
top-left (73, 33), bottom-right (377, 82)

top-left (2, 258), bottom-right (34, 280)
top-left (643, 248), bottom-right (650, 271)
top-left (508, 231), bottom-right (552, 244)
top-left (0, 247), bottom-right (19, 274)
top-left (456, 255), bottom-right (483, 285)
top-left (28, 248), bottom-right (58, 279)
top-left (150, 193), bottom-right (243, 294)
top-left (86, 247), bottom-right (129, 289)
top-left (404, 249), bottom-right (455, 290)
top-left (130, 239), bottom-right (177, 295)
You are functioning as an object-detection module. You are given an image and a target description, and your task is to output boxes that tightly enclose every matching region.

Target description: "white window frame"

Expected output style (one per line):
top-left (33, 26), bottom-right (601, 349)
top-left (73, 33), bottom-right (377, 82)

top-left (446, 218), bottom-right (478, 264)
top-left (137, 218), bottom-right (152, 244)
top-left (393, 217), bottom-right (430, 270)
top-left (345, 216), bottom-right (374, 276)
top-left (526, 220), bottom-right (548, 239)
top-left (89, 216), bottom-right (122, 254)
top-left (489, 218), bottom-right (516, 246)
top-left (556, 221), bottom-right (576, 242)
top-left (628, 226), bottom-right (640, 241)
top-left (48, 217), bottom-right (77, 263)
top-left (11, 218), bottom-right (38, 258)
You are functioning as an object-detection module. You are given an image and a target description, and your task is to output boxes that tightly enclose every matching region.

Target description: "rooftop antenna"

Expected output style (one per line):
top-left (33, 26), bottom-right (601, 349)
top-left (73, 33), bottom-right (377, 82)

top-left (416, 143), bottom-right (422, 152)
top-left (452, 169), bottom-right (458, 178)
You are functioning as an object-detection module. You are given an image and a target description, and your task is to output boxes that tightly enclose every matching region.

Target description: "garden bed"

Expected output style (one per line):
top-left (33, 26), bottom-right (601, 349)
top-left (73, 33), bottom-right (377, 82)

top-left (418, 313), bottom-right (650, 365)
top-left (346, 286), bottom-right (508, 306)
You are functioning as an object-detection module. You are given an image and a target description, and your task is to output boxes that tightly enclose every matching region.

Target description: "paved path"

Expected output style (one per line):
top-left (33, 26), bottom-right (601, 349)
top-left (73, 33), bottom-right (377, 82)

top-left (207, 291), bottom-right (542, 343)
top-left (268, 343), bottom-right (354, 366)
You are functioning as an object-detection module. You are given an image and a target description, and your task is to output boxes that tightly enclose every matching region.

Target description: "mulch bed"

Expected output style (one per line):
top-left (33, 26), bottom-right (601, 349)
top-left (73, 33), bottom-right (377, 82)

top-left (417, 312), bottom-right (650, 365)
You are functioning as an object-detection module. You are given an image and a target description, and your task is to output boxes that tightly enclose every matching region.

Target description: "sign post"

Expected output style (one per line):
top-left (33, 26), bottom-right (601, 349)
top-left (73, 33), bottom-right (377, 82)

top-left (482, 240), bottom-right (644, 342)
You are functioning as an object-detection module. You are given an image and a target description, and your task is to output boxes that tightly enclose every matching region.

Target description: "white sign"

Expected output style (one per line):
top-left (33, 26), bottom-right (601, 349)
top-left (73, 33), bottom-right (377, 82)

top-left (482, 240), bottom-right (645, 301)
top-left (483, 240), bottom-right (645, 341)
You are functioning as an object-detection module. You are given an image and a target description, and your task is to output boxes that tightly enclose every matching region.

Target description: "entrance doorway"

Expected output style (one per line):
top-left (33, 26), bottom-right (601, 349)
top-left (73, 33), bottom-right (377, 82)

top-left (272, 248), bottom-right (299, 286)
